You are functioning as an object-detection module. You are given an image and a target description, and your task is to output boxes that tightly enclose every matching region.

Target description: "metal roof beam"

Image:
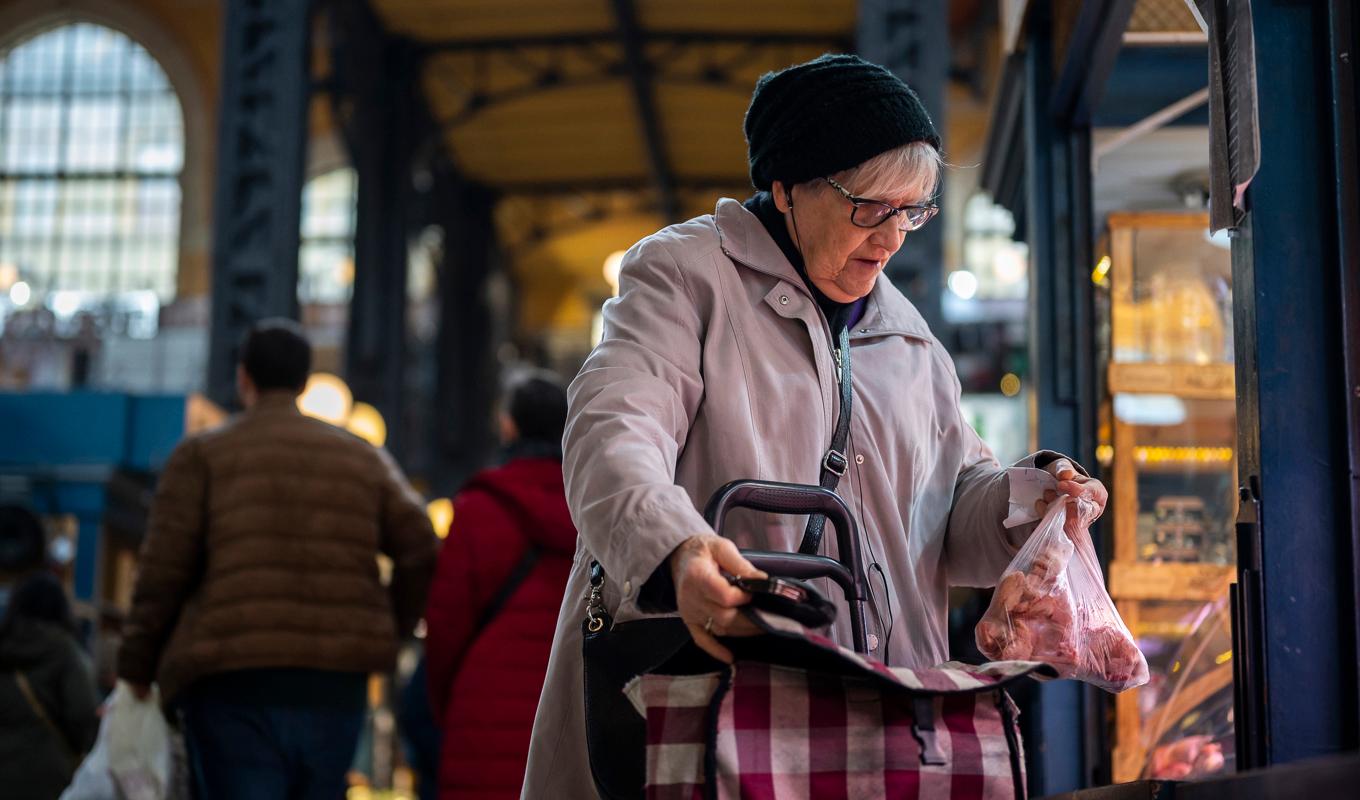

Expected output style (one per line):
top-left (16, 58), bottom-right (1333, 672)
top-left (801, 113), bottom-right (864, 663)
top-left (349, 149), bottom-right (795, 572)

top-left (494, 175), bottom-right (747, 195)
top-left (1049, 0), bottom-right (1137, 125)
top-left (979, 51), bottom-right (1026, 210)
top-left (420, 30), bottom-right (849, 54)
top-left (610, 0), bottom-right (679, 222)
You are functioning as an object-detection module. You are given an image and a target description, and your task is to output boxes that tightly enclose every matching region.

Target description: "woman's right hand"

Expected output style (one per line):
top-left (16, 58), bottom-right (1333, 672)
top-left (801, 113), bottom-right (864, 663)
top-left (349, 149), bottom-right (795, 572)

top-left (669, 534), bottom-right (767, 663)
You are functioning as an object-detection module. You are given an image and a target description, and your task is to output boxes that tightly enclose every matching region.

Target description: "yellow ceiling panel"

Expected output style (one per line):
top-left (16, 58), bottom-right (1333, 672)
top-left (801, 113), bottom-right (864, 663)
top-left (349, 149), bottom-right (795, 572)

top-left (517, 212), bottom-right (664, 284)
top-left (374, 0), bottom-right (613, 41)
top-left (424, 43), bottom-right (624, 102)
top-left (1128, 0), bottom-right (1201, 33)
top-left (644, 41), bottom-right (841, 93)
top-left (639, 0), bottom-right (855, 34)
top-left (376, 0), bottom-right (853, 42)
top-left (442, 82), bottom-right (648, 184)
top-left (656, 85), bottom-right (750, 181)
top-left (511, 212), bottom-right (664, 332)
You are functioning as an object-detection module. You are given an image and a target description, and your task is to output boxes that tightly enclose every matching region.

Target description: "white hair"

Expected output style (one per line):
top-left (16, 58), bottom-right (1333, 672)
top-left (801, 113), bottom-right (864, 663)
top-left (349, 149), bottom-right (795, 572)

top-left (826, 141), bottom-right (942, 204)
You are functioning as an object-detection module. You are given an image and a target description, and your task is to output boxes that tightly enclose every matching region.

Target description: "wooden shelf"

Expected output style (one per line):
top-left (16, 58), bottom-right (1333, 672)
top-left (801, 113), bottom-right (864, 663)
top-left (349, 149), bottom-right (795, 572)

top-left (1108, 362), bottom-right (1236, 400)
top-left (1109, 561), bottom-right (1235, 602)
top-left (1131, 460), bottom-right (1235, 474)
top-left (1106, 210), bottom-right (1212, 230)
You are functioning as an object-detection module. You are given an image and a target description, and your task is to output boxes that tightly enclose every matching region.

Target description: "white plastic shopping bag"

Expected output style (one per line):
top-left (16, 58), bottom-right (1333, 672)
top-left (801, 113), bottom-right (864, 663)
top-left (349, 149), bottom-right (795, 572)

top-left (61, 681), bottom-right (173, 800)
top-left (976, 496), bottom-right (1150, 693)
top-left (60, 724), bottom-right (114, 800)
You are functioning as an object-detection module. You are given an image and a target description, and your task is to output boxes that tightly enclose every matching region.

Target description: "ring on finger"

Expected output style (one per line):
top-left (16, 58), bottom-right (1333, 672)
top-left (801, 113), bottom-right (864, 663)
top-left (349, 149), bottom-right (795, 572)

top-left (704, 615), bottom-right (714, 634)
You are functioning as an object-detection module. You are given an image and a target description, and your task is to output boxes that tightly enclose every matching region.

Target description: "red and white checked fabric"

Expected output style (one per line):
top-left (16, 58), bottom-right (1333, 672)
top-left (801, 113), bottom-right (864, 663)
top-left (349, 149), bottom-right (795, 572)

top-left (624, 609), bottom-right (1048, 800)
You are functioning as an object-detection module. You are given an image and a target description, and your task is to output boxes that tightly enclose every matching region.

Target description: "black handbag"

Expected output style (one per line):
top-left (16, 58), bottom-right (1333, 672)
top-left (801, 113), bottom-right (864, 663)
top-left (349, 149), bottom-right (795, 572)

top-left (582, 478), bottom-right (870, 800)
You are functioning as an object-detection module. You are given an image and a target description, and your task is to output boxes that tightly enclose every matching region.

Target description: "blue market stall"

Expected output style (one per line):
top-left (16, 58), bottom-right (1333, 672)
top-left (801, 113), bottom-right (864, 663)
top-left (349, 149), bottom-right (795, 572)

top-left (0, 392), bottom-right (212, 605)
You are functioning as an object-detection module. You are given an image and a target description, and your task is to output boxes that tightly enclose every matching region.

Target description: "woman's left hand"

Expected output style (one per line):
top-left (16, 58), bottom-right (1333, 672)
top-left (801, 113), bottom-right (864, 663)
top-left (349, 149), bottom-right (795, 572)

top-left (1035, 458), bottom-right (1108, 533)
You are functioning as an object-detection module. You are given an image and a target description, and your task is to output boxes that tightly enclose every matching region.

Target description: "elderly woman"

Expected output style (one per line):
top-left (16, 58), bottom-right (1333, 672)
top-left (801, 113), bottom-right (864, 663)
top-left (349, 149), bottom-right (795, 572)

top-left (520, 54), bottom-right (1106, 797)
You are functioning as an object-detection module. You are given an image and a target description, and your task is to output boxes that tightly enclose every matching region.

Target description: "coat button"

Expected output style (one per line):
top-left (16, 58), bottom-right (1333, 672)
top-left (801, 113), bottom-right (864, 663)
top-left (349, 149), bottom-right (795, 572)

top-left (623, 579), bottom-right (633, 595)
top-left (855, 454), bottom-right (865, 465)
top-left (779, 295), bottom-right (790, 305)
top-left (868, 633), bottom-right (880, 651)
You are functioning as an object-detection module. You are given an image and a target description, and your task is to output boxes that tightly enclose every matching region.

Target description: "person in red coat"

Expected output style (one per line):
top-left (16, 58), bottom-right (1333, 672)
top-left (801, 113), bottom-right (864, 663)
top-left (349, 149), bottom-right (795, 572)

top-left (425, 369), bottom-right (577, 800)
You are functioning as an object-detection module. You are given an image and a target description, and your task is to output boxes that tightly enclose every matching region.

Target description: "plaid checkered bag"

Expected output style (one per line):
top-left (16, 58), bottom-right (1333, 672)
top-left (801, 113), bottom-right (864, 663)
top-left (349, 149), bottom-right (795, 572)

top-left (624, 608), bottom-right (1055, 800)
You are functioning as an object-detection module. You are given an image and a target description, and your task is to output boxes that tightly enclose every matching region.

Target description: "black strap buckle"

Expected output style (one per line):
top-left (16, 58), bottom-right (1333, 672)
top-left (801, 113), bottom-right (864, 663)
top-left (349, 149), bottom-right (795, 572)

top-left (822, 449), bottom-right (848, 477)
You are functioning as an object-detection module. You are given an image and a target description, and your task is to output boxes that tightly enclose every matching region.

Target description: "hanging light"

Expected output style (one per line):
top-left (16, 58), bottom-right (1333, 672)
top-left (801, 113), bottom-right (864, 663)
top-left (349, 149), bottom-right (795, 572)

top-left (602, 250), bottom-right (626, 295)
top-left (992, 247), bottom-right (1026, 285)
top-left (9, 281), bottom-right (31, 307)
top-left (346, 402), bottom-right (387, 447)
top-left (947, 269), bottom-right (979, 300)
top-left (297, 373), bottom-right (353, 426)
top-left (1091, 255), bottom-right (1112, 287)
top-left (427, 498), bottom-right (454, 539)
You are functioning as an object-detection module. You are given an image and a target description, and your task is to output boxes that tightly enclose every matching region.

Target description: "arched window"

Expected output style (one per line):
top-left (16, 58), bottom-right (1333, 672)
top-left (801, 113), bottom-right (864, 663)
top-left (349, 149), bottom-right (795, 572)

top-left (0, 22), bottom-right (184, 311)
top-left (299, 167), bottom-right (357, 305)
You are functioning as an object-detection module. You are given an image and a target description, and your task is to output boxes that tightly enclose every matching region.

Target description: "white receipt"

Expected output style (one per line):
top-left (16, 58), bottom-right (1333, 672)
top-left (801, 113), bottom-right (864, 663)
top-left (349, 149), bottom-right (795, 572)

top-left (1003, 466), bottom-right (1059, 529)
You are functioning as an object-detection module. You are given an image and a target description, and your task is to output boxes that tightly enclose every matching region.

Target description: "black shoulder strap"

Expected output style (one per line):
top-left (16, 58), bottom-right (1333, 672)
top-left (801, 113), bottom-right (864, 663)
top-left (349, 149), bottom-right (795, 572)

top-left (12, 670), bottom-right (77, 765)
top-left (463, 479), bottom-right (550, 636)
top-left (801, 324), bottom-right (852, 554)
top-left (473, 544), bottom-right (541, 634)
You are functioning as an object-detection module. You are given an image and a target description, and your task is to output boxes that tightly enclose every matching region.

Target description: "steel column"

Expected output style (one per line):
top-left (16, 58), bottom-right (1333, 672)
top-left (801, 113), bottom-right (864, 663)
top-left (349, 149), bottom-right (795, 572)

top-left (430, 179), bottom-right (499, 495)
top-left (610, 0), bottom-right (679, 223)
top-left (343, 38), bottom-right (421, 460)
top-left (1325, 0), bottom-right (1360, 737)
top-left (206, 0), bottom-right (312, 407)
top-left (1231, 0), bottom-right (1360, 765)
top-left (1020, 1), bottom-right (1090, 793)
top-left (857, 0), bottom-right (948, 335)
top-left (1048, 0), bottom-right (1137, 125)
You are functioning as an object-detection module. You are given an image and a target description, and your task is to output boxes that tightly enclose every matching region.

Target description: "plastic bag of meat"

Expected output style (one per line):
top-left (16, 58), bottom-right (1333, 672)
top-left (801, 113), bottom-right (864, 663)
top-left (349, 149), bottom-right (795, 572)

top-left (976, 495), bottom-right (1149, 693)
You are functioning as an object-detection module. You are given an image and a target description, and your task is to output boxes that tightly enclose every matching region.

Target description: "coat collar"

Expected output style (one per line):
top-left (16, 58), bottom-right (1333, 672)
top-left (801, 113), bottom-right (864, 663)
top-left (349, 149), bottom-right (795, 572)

top-left (251, 391), bottom-right (303, 414)
top-left (713, 197), bottom-right (935, 343)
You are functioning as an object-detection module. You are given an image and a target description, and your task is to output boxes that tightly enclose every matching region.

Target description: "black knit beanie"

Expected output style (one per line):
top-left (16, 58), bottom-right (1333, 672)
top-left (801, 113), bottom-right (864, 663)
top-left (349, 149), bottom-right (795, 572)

top-left (744, 53), bottom-right (941, 191)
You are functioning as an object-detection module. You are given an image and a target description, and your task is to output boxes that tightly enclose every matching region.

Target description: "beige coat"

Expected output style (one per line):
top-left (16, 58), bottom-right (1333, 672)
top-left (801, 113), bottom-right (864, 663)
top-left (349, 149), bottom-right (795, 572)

top-left (522, 199), bottom-right (1072, 797)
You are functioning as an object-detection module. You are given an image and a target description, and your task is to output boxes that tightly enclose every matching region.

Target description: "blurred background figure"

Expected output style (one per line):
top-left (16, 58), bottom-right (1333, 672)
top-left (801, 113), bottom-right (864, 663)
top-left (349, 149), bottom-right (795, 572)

top-left (395, 651), bottom-right (441, 800)
top-left (116, 319), bottom-right (437, 800)
top-left (0, 505), bottom-right (49, 608)
top-left (0, 572), bottom-right (99, 800)
top-left (424, 368), bottom-right (575, 800)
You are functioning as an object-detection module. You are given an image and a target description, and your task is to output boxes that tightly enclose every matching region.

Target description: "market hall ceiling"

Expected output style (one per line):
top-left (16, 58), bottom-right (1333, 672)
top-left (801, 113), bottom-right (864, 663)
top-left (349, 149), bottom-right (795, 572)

top-left (370, 0), bottom-right (857, 222)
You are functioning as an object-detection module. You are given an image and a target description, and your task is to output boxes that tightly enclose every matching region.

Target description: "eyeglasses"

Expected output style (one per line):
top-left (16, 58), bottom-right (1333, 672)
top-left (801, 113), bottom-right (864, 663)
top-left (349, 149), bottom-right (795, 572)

top-left (823, 177), bottom-right (939, 232)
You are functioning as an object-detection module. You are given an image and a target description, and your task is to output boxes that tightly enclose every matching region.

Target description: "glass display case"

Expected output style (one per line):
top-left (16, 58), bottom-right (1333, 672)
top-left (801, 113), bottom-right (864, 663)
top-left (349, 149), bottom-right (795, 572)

top-left (1096, 212), bottom-right (1237, 783)
top-left (1141, 596), bottom-right (1235, 781)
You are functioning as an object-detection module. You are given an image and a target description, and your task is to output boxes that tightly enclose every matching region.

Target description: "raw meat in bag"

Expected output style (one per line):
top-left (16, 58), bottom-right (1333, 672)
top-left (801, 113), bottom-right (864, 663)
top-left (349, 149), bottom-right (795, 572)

top-left (976, 496), bottom-right (1149, 693)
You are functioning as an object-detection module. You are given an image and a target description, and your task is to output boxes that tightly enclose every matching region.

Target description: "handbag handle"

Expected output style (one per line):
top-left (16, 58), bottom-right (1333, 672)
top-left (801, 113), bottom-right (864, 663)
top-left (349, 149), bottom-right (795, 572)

top-left (702, 479), bottom-right (868, 653)
top-left (704, 479), bottom-right (855, 553)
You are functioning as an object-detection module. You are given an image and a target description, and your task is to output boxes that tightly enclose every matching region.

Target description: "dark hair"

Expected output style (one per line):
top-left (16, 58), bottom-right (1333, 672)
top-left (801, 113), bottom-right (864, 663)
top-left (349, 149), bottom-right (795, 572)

top-left (2, 572), bottom-right (75, 635)
top-left (0, 504), bottom-right (46, 573)
top-left (502, 368), bottom-right (568, 446)
top-left (239, 318), bottom-right (312, 392)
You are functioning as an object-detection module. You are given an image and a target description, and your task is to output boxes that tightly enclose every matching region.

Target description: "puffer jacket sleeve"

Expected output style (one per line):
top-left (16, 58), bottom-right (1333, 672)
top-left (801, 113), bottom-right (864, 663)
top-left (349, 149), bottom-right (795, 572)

top-left (934, 345), bottom-right (1088, 587)
top-left (563, 236), bottom-right (710, 611)
top-left (117, 437), bottom-right (207, 684)
top-left (376, 447), bottom-right (439, 638)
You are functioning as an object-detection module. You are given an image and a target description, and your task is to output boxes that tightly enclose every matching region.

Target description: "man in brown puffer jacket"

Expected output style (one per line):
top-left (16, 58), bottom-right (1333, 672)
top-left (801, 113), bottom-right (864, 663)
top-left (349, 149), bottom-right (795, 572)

top-left (117, 318), bottom-right (437, 800)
